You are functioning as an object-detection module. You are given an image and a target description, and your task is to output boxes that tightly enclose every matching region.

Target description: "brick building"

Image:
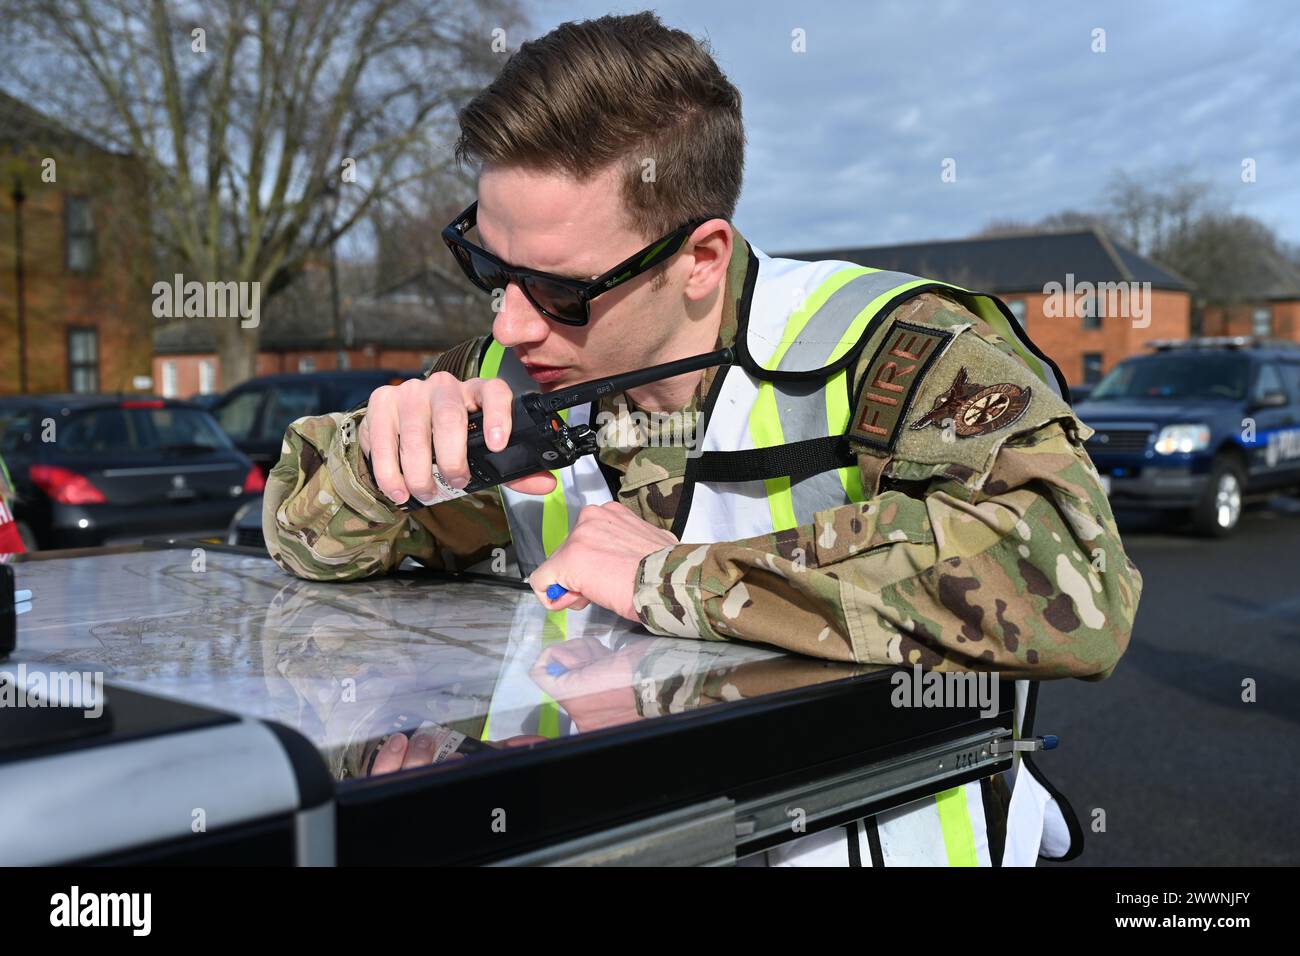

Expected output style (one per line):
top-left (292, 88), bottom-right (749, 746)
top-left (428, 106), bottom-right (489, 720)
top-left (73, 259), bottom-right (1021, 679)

top-left (153, 267), bottom-right (487, 398)
top-left (0, 92), bottom-right (154, 395)
top-left (1200, 251), bottom-right (1300, 343)
top-left (777, 227), bottom-right (1193, 387)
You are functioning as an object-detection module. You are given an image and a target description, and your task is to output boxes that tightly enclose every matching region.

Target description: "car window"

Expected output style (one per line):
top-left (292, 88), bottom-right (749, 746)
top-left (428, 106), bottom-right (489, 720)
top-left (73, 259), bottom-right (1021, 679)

top-left (338, 380), bottom-right (384, 411)
top-left (0, 407), bottom-right (35, 454)
top-left (60, 407), bottom-right (233, 455)
top-left (1253, 363), bottom-right (1286, 403)
top-left (1283, 364), bottom-right (1300, 404)
top-left (1090, 353), bottom-right (1250, 402)
top-left (258, 384), bottom-right (321, 441)
top-left (216, 390), bottom-right (266, 441)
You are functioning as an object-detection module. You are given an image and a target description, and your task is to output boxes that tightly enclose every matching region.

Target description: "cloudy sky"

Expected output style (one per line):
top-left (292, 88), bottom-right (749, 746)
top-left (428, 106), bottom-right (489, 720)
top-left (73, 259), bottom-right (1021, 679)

top-left (528, 0), bottom-right (1300, 254)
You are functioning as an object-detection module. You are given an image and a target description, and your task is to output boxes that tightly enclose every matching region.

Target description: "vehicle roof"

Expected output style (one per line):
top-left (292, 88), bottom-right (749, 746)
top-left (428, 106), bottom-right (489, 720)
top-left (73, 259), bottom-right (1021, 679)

top-left (0, 394), bottom-right (211, 413)
top-left (224, 369), bottom-right (411, 388)
top-left (1138, 338), bottom-right (1300, 360)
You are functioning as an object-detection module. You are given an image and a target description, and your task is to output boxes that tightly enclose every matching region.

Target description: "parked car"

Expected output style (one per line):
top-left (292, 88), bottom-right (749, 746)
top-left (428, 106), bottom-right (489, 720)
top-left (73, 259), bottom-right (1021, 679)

top-left (0, 395), bottom-right (262, 549)
top-left (1074, 338), bottom-right (1300, 536)
top-left (210, 369), bottom-right (413, 475)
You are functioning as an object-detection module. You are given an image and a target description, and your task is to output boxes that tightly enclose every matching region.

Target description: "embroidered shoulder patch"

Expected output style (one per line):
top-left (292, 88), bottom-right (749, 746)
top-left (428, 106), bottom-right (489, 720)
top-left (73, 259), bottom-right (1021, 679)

top-left (849, 321), bottom-right (952, 451)
top-left (910, 367), bottom-right (1032, 438)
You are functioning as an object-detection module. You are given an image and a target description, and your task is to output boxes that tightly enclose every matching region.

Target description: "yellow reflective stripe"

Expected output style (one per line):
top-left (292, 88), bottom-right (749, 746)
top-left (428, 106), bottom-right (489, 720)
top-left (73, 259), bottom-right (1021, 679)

top-left (824, 277), bottom-right (933, 366)
top-left (480, 383), bottom-right (567, 741)
top-left (825, 368), bottom-right (865, 503)
top-left (934, 785), bottom-right (980, 867)
top-left (750, 268), bottom-right (874, 532)
top-left (764, 267), bottom-right (875, 369)
top-left (541, 419), bottom-right (571, 556)
top-left (748, 387), bottom-right (796, 532)
top-left (480, 339), bottom-right (505, 379)
top-left (532, 406), bottom-right (572, 738)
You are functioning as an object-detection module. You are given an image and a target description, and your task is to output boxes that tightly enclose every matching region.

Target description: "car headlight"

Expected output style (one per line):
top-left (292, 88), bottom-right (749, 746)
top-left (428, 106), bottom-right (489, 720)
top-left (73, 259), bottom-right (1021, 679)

top-left (1154, 424), bottom-right (1211, 455)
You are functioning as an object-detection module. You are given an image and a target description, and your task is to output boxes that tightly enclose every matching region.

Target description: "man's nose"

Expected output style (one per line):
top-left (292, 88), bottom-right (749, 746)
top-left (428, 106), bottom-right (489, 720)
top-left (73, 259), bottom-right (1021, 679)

top-left (492, 282), bottom-right (550, 348)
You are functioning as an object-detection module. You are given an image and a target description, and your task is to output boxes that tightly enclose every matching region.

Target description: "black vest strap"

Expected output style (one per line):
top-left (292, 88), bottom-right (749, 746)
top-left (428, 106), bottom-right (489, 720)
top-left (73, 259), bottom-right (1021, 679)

top-left (692, 434), bottom-right (856, 485)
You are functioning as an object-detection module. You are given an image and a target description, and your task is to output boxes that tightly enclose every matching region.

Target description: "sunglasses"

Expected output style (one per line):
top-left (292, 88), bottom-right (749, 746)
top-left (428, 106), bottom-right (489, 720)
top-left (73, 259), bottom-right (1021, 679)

top-left (442, 201), bottom-right (716, 326)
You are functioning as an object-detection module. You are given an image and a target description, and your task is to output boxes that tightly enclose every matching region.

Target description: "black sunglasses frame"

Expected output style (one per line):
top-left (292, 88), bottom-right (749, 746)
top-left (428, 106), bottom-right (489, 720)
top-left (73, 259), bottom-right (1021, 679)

top-left (442, 201), bottom-right (718, 326)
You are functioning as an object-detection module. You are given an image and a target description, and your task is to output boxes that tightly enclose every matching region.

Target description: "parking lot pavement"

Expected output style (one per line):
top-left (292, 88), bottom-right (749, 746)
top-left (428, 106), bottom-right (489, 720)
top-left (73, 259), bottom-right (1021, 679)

top-left (1041, 496), bottom-right (1300, 865)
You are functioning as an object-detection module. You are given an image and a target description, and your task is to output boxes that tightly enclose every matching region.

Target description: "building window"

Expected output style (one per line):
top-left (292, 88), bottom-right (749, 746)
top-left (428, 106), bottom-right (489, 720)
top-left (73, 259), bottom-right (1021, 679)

top-left (297, 356), bottom-right (317, 373)
top-left (1081, 294), bottom-right (1102, 330)
top-left (198, 359), bottom-right (217, 395)
top-left (1007, 300), bottom-right (1026, 328)
top-left (161, 360), bottom-right (178, 398)
top-left (67, 327), bottom-right (99, 393)
top-left (1083, 352), bottom-right (1104, 385)
top-left (1253, 307), bottom-right (1272, 337)
top-left (65, 196), bottom-right (96, 273)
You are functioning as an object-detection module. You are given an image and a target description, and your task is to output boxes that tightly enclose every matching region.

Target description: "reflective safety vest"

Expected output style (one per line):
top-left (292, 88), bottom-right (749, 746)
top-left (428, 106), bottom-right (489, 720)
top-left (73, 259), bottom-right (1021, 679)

top-left (479, 242), bottom-right (1082, 866)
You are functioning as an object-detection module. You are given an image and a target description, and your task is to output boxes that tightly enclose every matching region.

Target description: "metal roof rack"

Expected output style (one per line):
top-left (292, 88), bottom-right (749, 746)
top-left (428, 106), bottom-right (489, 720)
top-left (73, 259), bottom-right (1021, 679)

top-left (1145, 337), bottom-right (1300, 351)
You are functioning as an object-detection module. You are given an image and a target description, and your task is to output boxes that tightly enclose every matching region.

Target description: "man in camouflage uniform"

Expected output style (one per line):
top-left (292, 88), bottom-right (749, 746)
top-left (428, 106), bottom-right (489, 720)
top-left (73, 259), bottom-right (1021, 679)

top-left (262, 11), bottom-right (1140, 865)
top-left (265, 257), bottom-right (1139, 679)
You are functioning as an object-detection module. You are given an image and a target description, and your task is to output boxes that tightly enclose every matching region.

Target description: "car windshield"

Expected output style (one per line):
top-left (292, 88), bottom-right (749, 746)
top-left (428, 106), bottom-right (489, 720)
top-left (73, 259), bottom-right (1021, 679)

top-left (59, 407), bottom-right (235, 456)
top-left (1089, 353), bottom-right (1250, 402)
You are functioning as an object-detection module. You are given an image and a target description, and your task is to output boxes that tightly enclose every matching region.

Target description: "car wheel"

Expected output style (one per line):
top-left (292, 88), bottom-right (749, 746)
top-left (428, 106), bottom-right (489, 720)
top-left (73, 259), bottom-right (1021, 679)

top-left (1192, 456), bottom-right (1245, 537)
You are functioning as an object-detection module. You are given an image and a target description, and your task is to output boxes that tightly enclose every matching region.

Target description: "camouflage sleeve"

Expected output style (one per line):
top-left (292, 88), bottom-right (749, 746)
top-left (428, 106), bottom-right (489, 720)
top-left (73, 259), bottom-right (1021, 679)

top-left (633, 421), bottom-right (1140, 679)
top-left (632, 294), bottom-right (1142, 680)
top-left (262, 336), bottom-right (513, 581)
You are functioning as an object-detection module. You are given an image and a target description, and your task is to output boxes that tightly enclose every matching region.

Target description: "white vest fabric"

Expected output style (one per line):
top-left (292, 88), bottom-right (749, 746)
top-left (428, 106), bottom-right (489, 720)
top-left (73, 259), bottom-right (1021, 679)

top-left (482, 241), bottom-right (1080, 866)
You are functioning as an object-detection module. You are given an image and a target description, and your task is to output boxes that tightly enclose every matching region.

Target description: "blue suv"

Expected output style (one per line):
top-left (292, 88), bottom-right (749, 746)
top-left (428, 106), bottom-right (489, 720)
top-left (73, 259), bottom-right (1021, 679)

top-left (1074, 339), bottom-right (1300, 536)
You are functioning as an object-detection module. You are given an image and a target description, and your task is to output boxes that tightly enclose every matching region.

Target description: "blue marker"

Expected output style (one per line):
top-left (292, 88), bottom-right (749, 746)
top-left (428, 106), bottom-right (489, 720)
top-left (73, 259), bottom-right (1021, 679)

top-left (545, 583), bottom-right (568, 601)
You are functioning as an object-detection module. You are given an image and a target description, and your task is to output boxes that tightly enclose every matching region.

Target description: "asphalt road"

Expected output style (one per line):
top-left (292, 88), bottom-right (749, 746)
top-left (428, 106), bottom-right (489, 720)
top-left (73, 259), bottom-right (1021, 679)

top-left (1041, 496), bottom-right (1300, 866)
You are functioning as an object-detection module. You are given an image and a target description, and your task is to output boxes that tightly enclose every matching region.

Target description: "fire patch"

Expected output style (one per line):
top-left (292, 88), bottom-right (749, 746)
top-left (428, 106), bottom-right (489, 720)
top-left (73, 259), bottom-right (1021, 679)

top-left (849, 321), bottom-right (952, 451)
top-left (910, 367), bottom-right (1032, 438)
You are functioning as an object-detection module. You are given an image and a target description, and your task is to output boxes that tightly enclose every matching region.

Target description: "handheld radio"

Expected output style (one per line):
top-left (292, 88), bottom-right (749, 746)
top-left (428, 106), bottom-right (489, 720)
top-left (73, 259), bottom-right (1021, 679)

top-left (398, 346), bottom-right (733, 509)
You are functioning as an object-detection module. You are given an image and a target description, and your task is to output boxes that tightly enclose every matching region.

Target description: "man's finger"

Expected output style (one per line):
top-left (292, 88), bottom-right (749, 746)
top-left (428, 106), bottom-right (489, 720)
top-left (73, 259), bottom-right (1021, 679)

top-left (369, 732), bottom-right (408, 776)
top-left (365, 398), bottom-right (408, 505)
top-left (429, 373), bottom-right (471, 487)
top-left (397, 383), bottom-right (435, 502)
top-left (402, 729), bottom-right (440, 769)
top-left (503, 472), bottom-right (558, 495)
top-left (465, 377), bottom-right (516, 453)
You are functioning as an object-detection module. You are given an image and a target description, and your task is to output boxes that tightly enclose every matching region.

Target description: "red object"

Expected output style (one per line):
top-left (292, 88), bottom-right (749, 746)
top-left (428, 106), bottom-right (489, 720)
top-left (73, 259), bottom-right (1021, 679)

top-left (241, 465), bottom-right (266, 494)
top-left (120, 399), bottom-right (166, 409)
top-left (0, 501), bottom-right (24, 555)
top-left (29, 465), bottom-right (108, 504)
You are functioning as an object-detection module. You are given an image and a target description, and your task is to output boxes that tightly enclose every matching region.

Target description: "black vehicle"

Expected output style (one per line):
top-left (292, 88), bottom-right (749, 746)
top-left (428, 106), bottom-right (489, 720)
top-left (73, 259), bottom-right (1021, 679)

top-left (210, 369), bottom-right (412, 475)
top-left (1074, 338), bottom-right (1300, 536)
top-left (0, 395), bottom-right (262, 550)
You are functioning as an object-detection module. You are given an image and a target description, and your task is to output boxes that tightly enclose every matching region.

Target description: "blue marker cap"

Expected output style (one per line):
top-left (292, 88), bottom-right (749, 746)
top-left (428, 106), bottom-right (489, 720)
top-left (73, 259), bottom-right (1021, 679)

top-left (546, 583), bottom-right (568, 601)
top-left (1042, 734), bottom-right (1059, 750)
top-left (546, 662), bottom-right (568, 677)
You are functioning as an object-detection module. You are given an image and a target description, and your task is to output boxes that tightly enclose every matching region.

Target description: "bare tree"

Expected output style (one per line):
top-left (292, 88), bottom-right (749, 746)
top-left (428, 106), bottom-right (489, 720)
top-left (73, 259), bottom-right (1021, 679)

top-left (5, 0), bottom-right (524, 384)
top-left (976, 167), bottom-right (1288, 310)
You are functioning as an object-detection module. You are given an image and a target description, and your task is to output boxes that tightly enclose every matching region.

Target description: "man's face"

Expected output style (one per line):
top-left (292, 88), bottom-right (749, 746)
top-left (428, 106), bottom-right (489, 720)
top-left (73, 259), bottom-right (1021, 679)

top-left (475, 163), bottom-right (725, 391)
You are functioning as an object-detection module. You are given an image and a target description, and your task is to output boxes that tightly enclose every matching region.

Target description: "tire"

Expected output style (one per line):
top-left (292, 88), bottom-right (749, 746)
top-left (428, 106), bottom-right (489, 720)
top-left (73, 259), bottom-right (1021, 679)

top-left (1191, 456), bottom-right (1245, 537)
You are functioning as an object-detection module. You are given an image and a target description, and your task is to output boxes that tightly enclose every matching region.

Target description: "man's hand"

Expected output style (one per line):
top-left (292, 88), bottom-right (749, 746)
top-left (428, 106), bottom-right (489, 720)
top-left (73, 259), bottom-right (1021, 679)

top-left (358, 372), bottom-right (556, 506)
top-left (365, 730), bottom-right (547, 777)
top-left (528, 637), bottom-right (652, 732)
top-left (528, 501), bottom-right (678, 621)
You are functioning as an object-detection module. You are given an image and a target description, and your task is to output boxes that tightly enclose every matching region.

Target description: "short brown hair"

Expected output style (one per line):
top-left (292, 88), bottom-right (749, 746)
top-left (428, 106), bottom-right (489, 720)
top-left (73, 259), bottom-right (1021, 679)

top-left (455, 11), bottom-right (745, 241)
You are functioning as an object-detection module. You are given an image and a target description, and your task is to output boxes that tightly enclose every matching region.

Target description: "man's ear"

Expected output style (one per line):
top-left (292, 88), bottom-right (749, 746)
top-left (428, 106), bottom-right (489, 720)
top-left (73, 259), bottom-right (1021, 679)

top-left (683, 220), bottom-right (732, 301)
